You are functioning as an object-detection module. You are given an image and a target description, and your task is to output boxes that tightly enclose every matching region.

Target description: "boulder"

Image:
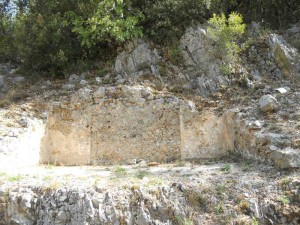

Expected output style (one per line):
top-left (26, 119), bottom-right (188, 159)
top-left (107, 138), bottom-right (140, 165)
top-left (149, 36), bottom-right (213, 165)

top-left (259, 95), bottom-right (279, 112)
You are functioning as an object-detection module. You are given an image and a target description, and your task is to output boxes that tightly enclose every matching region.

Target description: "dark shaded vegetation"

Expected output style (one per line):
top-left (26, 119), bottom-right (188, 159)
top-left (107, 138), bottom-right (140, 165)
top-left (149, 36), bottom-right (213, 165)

top-left (0, 0), bottom-right (299, 76)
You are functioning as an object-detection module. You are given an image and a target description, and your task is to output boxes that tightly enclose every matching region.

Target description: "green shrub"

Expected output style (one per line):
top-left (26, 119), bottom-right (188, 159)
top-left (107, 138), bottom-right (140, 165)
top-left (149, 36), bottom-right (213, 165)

top-left (208, 12), bottom-right (246, 75)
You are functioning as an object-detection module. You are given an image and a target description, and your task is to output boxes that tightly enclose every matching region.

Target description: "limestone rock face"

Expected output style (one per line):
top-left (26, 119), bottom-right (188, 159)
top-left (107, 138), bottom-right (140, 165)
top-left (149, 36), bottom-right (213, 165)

top-left (269, 33), bottom-right (300, 79)
top-left (180, 26), bottom-right (229, 96)
top-left (115, 41), bottom-right (160, 80)
top-left (259, 95), bottom-right (279, 112)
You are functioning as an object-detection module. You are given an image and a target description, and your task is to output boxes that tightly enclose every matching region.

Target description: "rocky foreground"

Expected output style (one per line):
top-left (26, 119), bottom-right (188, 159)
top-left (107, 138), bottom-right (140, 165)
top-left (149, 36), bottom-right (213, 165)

top-left (0, 162), bottom-right (299, 225)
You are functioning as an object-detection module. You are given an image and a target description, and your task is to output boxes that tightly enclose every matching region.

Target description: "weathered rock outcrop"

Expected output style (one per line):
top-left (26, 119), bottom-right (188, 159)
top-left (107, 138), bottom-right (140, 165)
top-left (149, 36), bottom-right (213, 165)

top-left (0, 171), bottom-right (299, 225)
top-left (115, 40), bottom-right (161, 80)
top-left (269, 33), bottom-right (300, 80)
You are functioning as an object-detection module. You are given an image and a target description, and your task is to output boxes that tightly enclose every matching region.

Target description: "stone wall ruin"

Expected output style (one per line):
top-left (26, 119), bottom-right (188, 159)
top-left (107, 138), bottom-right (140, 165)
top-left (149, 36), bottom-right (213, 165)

top-left (40, 86), bottom-right (237, 166)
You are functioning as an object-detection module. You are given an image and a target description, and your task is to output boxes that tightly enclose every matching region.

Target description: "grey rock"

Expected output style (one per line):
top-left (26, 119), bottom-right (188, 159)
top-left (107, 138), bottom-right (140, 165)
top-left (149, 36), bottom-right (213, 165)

top-left (115, 41), bottom-right (160, 79)
top-left (259, 95), bottom-right (279, 112)
top-left (248, 22), bottom-right (261, 37)
top-left (246, 78), bottom-right (254, 89)
top-left (0, 75), bottom-right (4, 88)
top-left (45, 80), bottom-right (52, 85)
top-left (14, 76), bottom-right (25, 82)
top-left (272, 148), bottom-right (300, 169)
top-left (79, 80), bottom-right (88, 86)
top-left (251, 70), bottom-right (262, 81)
top-left (269, 33), bottom-right (300, 80)
top-left (95, 77), bottom-right (102, 84)
top-left (62, 84), bottom-right (75, 90)
top-left (247, 120), bottom-right (262, 130)
top-left (78, 88), bottom-right (92, 100)
top-left (93, 87), bottom-right (106, 98)
top-left (69, 74), bottom-right (81, 84)
top-left (18, 117), bottom-right (29, 127)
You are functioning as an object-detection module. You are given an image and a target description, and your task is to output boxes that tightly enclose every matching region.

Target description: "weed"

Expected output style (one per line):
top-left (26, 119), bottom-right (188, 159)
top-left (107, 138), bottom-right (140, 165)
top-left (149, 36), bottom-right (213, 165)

top-left (114, 166), bottom-right (127, 177)
top-left (241, 162), bottom-right (250, 172)
top-left (278, 195), bottom-right (290, 205)
top-left (42, 175), bottom-right (52, 182)
top-left (216, 185), bottom-right (227, 196)
top-left (221, 163), bottom-right (231, 173)
top-left (253, 218), bottom-right (259, 225)
top-left (184, 189), bottom-right (207, 208)
top-left (146, 178), bottom-right (165, 187)
top-left (175, 215), bottom-right (193, 225)
top-left (7, 174), bottom-right (23, 182)
top-left (135, 169), bottom-right (149, 179)
top-left (48, 180), bottom-right (63, 190)
top-left (214, 202), bottom-right (224, 214)
top-left (46, 163), bottom-right (56, 169)
top-left (279, 178), bottom-right (291, 187)
top-left (238, 200), bottom-right (250, 213)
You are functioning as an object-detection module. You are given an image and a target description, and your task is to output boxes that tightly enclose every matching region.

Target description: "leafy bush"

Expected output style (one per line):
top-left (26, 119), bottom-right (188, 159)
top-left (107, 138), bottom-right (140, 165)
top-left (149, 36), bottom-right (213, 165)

top-left (65, 0), bottom-right (143, 48)
top-left (208, 12), bottom-right (246, 75)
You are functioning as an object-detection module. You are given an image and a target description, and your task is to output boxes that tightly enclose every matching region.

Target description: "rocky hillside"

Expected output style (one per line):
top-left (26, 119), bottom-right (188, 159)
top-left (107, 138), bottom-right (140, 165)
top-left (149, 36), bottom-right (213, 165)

top-left (0, 22), bottom-right (299, 224)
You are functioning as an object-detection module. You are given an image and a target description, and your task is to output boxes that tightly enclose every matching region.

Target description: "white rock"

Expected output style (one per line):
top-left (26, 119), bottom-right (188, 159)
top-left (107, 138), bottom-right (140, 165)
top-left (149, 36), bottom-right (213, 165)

top-left (275, 87), bottom-right (288, 94)
top-left (94, 87), bottom-right (106, 98)
top-left (95, 77), bottom-right (102, 84)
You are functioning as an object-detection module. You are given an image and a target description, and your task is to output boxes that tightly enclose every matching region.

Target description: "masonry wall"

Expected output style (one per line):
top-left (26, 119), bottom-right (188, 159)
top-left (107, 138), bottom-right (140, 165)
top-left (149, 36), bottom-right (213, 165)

top-left (40, 87), bottom-right (233, 165)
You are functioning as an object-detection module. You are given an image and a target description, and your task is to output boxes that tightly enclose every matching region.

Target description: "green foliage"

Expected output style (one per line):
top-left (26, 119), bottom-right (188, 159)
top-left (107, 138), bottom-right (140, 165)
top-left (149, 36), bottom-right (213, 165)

top-left (208, 12), bottom-right (246, 75)
top-left (65, 0), bottom-right (143, 48)
top-left (133, 0), bottom-right (209, 44)
top-left (7, 174), bottom-right (23, 182)
top-left (1, 0), bottom-right (299, 76)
